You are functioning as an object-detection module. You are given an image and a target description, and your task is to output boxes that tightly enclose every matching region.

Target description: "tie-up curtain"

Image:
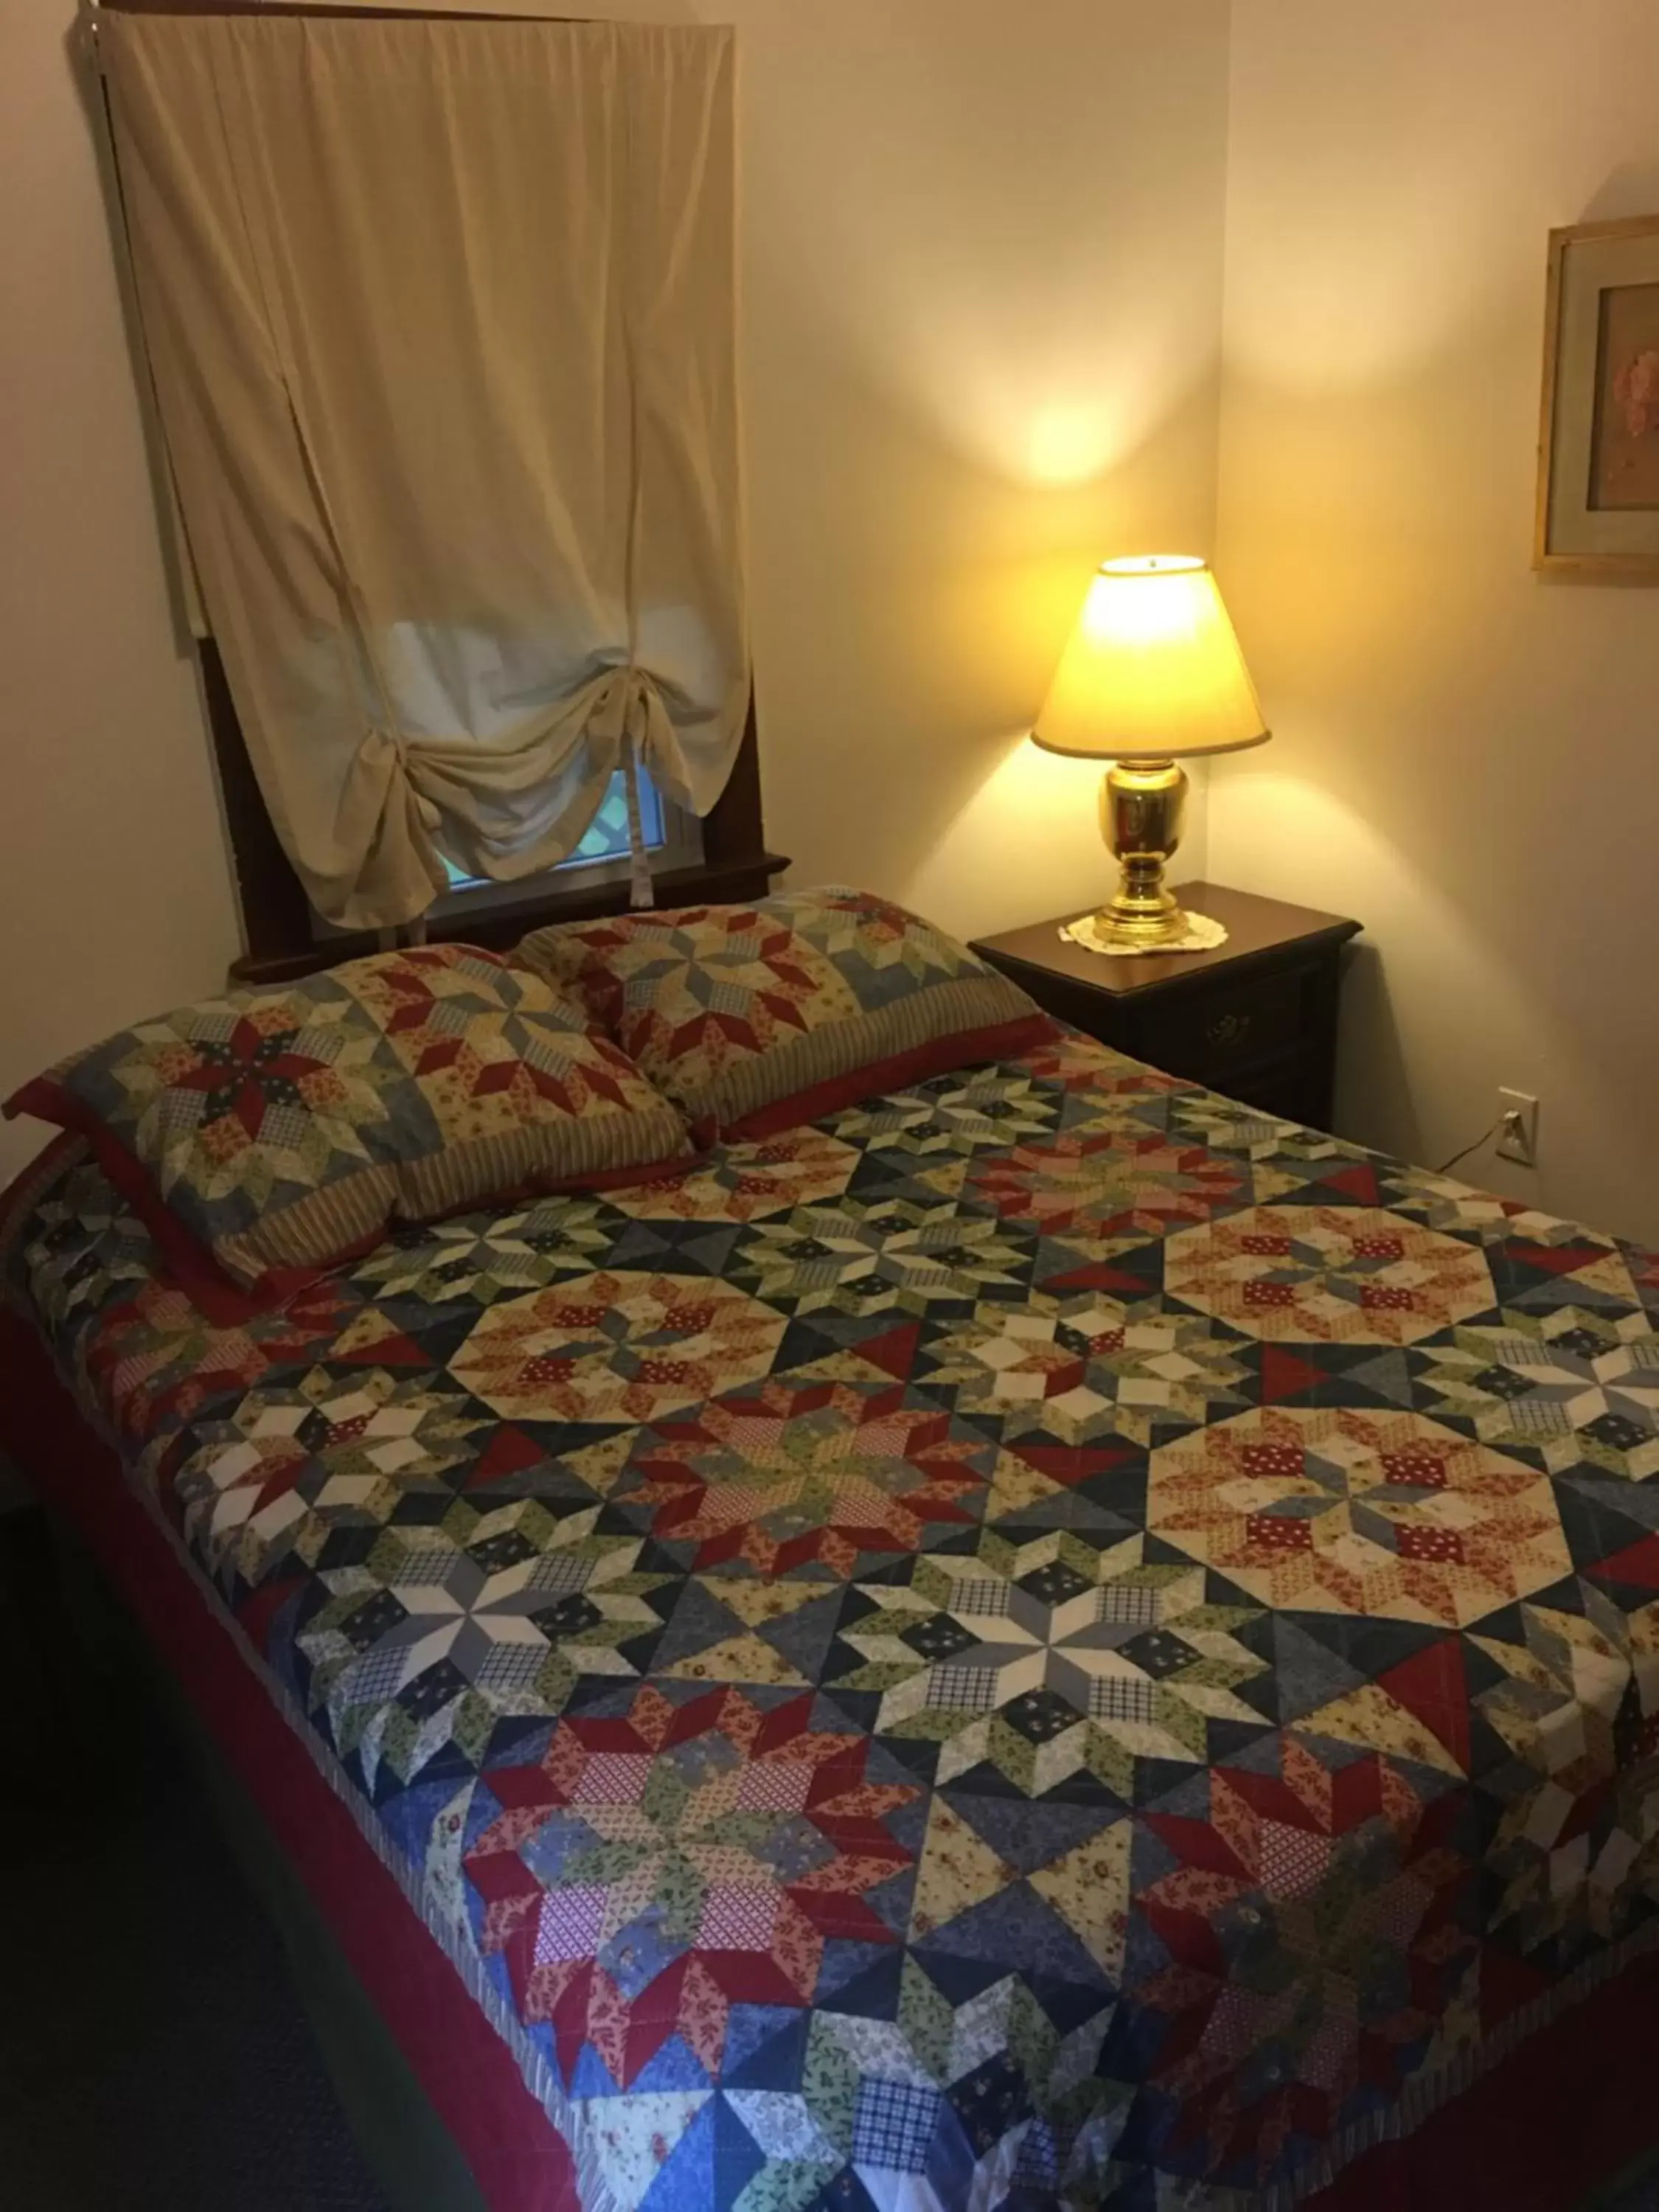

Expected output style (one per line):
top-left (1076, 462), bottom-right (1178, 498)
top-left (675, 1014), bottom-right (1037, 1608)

top-left (101, 13), bottom-right (746, 931)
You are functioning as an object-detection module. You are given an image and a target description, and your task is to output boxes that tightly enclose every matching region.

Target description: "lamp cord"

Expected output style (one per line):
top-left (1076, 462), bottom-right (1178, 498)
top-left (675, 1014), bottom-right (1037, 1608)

top-left (1435, 1119), bottom-right (1503, 1177)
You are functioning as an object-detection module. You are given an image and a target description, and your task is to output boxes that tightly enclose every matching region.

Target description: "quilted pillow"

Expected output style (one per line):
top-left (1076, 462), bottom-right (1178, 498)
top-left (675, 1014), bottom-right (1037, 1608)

top-left (4, 943), bottom-right (692, 1304)
top-left (514, 886), bottom-right (1050, 1141)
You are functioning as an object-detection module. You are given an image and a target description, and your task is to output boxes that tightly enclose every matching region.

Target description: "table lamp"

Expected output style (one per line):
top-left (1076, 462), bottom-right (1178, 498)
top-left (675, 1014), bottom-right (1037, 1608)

top-left (1032, 555), bottom-right (1270, 947)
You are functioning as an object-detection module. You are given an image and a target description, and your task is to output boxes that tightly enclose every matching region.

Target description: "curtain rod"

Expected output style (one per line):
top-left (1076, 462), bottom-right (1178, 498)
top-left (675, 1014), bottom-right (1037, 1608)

top-left (85, 0), bottom-right (586, 24)
top-left (83, 0), bottom-right (591, 72)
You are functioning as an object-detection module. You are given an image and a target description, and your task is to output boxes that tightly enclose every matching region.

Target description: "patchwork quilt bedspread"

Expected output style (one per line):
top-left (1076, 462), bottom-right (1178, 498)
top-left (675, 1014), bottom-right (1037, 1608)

top-left (9, 1026), bottom-right (1659, 2212)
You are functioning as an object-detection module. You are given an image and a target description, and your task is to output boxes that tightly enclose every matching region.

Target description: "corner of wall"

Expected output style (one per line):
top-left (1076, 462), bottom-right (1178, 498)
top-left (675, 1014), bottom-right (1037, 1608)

top-left (1204, 0), bottom-right (1659, 1242)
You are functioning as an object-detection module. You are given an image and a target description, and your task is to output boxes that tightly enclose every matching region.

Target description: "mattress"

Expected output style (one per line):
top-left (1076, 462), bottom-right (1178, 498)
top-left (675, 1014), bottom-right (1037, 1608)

top-left (6, 1023), bottom-right (1659, 2212)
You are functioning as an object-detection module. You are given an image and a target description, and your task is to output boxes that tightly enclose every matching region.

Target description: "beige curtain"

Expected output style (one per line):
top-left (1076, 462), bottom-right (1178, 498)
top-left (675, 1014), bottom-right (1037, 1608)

top-left (102, 14), bottom-right (746, 931)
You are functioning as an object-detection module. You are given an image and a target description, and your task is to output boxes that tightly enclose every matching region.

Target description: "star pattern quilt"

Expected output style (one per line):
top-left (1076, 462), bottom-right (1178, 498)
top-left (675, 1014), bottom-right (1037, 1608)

top-left (8, 1025), bottom-right (1659, 2212)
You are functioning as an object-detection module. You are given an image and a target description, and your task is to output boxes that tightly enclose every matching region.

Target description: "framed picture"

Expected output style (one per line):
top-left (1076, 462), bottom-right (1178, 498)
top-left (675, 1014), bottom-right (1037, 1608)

top-left (1535, 212), bottom-right (1659, 580)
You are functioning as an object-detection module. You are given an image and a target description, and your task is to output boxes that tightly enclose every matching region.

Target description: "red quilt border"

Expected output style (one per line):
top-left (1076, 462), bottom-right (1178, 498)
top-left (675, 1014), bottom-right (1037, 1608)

top-left (1305, 1942), bottom-right (1659, 2211)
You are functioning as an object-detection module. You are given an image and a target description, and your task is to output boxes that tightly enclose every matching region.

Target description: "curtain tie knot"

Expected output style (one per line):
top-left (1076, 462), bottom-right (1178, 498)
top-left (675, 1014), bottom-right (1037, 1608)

top-left (363, 725), bottom-right (442, 830)
top-left (588, 664), bottom-right (659, 747)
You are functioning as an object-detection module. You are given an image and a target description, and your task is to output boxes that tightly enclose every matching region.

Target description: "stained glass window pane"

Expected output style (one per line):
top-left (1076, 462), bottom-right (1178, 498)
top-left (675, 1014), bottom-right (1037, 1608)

top-left (571, 768), bottom-right (667, 863)
top-left (442, 768), bottom-right (667, 891)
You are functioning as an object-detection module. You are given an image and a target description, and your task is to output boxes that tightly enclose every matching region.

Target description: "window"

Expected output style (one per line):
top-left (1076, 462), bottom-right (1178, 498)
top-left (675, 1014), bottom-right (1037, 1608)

top-left (310, 766), bottom-right (703, 942)
top-left (430, 765), bottom-right (703, 919)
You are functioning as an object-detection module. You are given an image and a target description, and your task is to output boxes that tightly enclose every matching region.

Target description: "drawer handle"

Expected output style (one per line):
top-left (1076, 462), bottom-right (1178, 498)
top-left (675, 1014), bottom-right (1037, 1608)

top-left (1207, 1010), bottom-right (1252, 1049)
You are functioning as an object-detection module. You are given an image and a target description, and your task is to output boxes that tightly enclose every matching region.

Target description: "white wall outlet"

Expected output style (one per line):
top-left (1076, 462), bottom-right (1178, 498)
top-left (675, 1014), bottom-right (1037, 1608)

top-left (1496, 1088), bottom-right (1540, 1169)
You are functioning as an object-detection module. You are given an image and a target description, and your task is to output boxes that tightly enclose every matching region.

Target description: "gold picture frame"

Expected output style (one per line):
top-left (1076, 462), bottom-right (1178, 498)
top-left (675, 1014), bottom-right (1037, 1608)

top-left (1535, 212), bottom-right (1659, 580)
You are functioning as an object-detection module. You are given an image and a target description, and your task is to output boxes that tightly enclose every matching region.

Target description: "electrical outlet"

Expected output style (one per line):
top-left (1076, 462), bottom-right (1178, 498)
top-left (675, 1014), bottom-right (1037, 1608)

top-left (1496, 1088), bottom-right (1540, 1169)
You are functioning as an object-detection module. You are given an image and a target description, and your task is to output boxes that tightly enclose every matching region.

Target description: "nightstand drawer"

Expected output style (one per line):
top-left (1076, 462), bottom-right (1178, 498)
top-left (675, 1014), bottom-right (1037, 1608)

top-left (1131, 967), bottom-right (1305, 1080)
top-left (1209, 1049), bottom-right (1328, 1127)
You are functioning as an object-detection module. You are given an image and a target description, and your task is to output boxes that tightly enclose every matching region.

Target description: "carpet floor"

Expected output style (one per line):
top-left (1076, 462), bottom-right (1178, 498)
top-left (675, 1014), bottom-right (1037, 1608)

top-left (0, 1500), bottom-right (392, 2212)
top-left (1601, 2172), bottom-right (1659, 2212)
top-left (0, 1739), bottom-right (392, 2211)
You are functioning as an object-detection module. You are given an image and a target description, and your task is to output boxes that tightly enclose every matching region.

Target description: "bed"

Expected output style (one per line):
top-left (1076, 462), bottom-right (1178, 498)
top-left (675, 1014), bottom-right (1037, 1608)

top-left (5, 1019), bottom-right (1659, 2212)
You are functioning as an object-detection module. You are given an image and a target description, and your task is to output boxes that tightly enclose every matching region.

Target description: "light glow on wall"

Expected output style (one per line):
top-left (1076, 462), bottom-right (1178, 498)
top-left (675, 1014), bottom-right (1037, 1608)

top-left (740, 10), bottom-right (1226, 490)
top-left (1023, 405), bottom-right (1124, 487)
top-left (933, 339), bottom-right (1214, 487)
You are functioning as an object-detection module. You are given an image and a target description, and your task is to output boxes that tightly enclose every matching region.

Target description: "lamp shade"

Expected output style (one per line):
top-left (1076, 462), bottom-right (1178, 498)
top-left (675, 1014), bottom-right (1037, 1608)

top-left (1032, 555), bottom-right (1270, 761)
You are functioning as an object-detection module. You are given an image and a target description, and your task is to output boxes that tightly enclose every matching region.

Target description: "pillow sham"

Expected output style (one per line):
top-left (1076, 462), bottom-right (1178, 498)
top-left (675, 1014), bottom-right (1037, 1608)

top-left (4, 942), bottom-right (692, 1302)
top-left (514, 886), bottom-right (1050, 1141)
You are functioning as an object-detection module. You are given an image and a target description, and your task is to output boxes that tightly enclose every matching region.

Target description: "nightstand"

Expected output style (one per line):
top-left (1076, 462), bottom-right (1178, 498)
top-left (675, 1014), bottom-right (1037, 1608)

top-left (970, 882), bottom-right (1362, 1132)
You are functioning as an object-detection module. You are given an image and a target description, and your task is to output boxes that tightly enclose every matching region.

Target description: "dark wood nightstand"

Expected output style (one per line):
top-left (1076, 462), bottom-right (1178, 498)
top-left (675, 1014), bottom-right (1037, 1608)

top-left (971, 882), bottom-right (1362, 1131)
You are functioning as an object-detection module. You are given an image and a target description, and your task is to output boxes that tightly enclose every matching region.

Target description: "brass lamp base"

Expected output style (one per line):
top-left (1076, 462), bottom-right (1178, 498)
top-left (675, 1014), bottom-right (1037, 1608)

top-left (1093, 757), bottom-right (1189, 946)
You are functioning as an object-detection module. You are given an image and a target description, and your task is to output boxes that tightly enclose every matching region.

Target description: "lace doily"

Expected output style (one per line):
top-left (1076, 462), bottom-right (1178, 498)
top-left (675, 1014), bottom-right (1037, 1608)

top-left (1060, 909), bottom-right (1228, 959)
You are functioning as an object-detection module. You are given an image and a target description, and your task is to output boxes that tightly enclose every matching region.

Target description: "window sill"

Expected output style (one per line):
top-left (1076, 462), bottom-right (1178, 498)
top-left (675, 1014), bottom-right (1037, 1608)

top-left (227, 849), bottom-right (792, 987)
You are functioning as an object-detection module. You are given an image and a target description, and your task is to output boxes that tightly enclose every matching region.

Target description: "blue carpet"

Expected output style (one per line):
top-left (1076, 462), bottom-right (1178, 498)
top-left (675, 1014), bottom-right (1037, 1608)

top-left (0, 1503), bottom-right (392, 2211)
top-left (0, 1753), bottom-right (392, 2211)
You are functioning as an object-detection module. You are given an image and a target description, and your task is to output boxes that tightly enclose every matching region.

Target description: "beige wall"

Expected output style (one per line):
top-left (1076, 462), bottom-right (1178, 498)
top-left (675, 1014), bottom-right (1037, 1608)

top-left (1, 4), bottom-right (243, 1188)
top-left (720, 1), bottom-right (1231, 937)
top-left (0, 0), bottom-right (1232, 1189)
top-left (1211, 0), bottom-right (1659, 1241)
